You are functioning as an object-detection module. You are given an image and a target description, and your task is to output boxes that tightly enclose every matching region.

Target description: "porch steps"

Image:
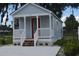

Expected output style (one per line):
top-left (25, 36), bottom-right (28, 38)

top-left (22, 39), bottom-right (34, 46)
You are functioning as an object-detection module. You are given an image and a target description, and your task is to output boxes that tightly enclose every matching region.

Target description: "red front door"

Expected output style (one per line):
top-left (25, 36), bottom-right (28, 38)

top-left (32, 17), bottom-right (34, 38)
top-left (38, 16), bottom-right (40, 28)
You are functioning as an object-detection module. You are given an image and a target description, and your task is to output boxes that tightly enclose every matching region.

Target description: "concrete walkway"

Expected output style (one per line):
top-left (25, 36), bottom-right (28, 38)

top-left (0, 46), bottom-right (60, 56)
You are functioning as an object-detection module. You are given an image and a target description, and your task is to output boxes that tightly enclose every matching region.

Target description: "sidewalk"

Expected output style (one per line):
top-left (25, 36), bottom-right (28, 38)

top-left (0, 46), bottom-right (60, 56)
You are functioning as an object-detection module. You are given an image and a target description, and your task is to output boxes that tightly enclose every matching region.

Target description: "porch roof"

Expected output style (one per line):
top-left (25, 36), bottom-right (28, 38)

top-left (11, 3), bottom-right (63, 23)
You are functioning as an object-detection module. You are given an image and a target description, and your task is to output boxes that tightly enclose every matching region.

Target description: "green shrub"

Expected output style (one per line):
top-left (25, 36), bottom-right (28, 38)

top-left (53, 39), bottom-right (66, 46)
top-left (54, 39), bottom-right (79, 56)
top-left (2, 39), bottom-right (6, 45)
top-left (5, 37), bottom-right (12, 44)
top-left (63, 41), bottom-right (79, 56)
top-left (0, 37), bottom-right (12, 45)
top-left (0, 38), bottom-right (6, 45)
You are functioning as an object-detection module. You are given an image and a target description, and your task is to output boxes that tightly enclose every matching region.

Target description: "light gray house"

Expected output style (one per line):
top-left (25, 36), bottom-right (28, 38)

top-left (11, 3), bottom-right (63, 46)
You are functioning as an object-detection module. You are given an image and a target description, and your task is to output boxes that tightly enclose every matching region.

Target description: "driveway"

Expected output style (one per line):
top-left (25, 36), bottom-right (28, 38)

top-left (0, 45), bottom-right (60, 56)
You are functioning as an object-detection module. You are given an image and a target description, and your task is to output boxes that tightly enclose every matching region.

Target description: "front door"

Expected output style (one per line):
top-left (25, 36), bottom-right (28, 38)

top-left (32, 16), bottom-right (40, 38)
top-left (26, 17), bottom-right (32, 38)
top-left (32, 17), bottom-right (37, 38)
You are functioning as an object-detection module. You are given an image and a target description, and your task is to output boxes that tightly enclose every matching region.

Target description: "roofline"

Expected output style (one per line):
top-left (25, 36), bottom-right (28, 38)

top-left (11, 3), bottom-right (29, 15)
top-left (11, 3), bottom-right (62, 23)
top-left (30, 3), bottom-right (63, 23)
top-left (11, 3), bottom-right (52, 15)
top-left (32, 3), bottom-right (52, 13)
top-left (51, 12), bottom-right (63, 23)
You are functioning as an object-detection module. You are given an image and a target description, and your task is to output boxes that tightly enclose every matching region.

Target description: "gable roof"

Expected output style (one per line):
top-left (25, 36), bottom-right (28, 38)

top-left (11, 3), bottom-right (63, 23)
top-left (11, 3), bottom-right (52, 15)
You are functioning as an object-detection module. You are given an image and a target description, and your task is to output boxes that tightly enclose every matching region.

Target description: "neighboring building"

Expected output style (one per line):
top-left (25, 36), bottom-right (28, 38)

top-left (11, 3), bottom-right (63, 46)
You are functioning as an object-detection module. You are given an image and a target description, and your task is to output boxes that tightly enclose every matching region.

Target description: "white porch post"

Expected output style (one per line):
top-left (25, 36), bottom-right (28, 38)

top-left (34, 16), bottom-right (38, 46)
top-left (36, 16), bottom-right (38, 32)
top-left (13, 17), bottom-right (14, 32)
top-left (24, 16), bottom-right (26, 34)
top-left (24, 16), bottom-right (26, 38)
top-left (13, 17), bottom-right (14, 45)
top-left (49, 14), bottom-right (52, 39)
top-left (21, 16), bottom-right (26, 46)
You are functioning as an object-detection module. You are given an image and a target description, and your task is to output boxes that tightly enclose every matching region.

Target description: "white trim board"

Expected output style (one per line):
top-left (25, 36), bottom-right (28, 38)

top-left (13, 13), bottom-right (50, 18)
top-left (11, 3), bottom-right (52, 16)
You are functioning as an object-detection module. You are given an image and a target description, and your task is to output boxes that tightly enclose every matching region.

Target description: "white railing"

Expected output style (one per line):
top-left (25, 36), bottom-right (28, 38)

top-left (38, 28), bottom-right (50, 39)
top-left (13, 29), bottom-right (23, 45)
top-left (21, 30), bottom-right (26, 46)
top-left (13, 29), bottom-right (26, 46)
top-left (13, 29), bottom-right (23, 38)
top-left (34, 29), bottom-right (38, 46)
top-left (34, 28), bottom-right (53, 46)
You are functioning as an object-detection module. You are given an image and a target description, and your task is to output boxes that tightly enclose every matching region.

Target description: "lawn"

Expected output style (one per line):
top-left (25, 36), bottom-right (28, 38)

top-left (0, 32), bottom-right (13, 45)
top-left (54, 30), bottom-right (79, 56)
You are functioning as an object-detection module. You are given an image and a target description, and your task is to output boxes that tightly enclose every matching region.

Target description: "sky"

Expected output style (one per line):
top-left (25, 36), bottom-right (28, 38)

top-left (0, 5), bottom-right (14, 26)
top-left (1, 4), bottom-right (79, 27)
top-left (61, 7), bottom-right (79, 26)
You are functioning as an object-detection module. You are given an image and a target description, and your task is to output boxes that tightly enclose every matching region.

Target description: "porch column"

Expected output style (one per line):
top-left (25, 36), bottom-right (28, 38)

top-left (24, 16), bottom-right (26, 29)
top-left (21, 16), bottom-right (26, 46)
top-left (13, 17), bottom-right (14, 45)
top-left (13, 17), bottom-right (14, 31)
top-left (24, 16), bottom-right (26, 38)
top-left (36, 16), bottom-right (38, 31)
top-left (34, 16), bottom-right (38, 46)
top-left (49, 14), bottom-right (52, 39)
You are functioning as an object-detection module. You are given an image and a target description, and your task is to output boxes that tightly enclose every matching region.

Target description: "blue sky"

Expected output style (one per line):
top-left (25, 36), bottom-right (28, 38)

top-left (1, 5), bottom-right (79, 27)
top-left (61, 7), bottom-right (79, 26)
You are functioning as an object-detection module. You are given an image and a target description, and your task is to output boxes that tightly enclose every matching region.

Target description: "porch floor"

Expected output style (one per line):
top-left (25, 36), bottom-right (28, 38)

top-left (0, 45), bottom-right (60, 56)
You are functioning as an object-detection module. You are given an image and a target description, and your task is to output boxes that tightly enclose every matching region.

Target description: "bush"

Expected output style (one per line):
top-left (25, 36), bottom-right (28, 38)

top-left (53, 39), bottom-right (66, 46)
top-left (0, 37), bottom-right (12, 45)
top-left (2, 39), bottom-right (6, 45)
top-left (5, 37), bottom-right (12, 44)
top-left (54, 39), bottom-right (79, 56)
top-left (0, 38), bottom-right (6, 45)
top-left (63, 41), bottom-right (79, 56)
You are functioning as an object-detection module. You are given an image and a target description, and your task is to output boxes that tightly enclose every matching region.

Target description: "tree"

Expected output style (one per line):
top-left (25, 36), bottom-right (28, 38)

top-left (65, 14), bottom-right (79, 31)
top-left (0, 3), bottom-right (25, 26)
top-left (0, 3), bottom-right (79, 26)
top-left (65, 14), bottom-right (79, 40)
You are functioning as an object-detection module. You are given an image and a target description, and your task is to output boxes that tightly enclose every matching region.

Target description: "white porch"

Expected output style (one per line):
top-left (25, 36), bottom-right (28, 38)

top-left (13, 14), bottom-right (54, 46)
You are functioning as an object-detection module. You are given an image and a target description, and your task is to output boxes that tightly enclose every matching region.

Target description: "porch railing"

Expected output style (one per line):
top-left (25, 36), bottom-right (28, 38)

top-left (21, 30), bottom-right (26, 46)
top-left (34, 29), bottom-right (38, 46)
top-left (34, 28), bottom-right (52, 46)
top-left (38, 28), bottom-right (51, 39)
top-left (13, 29), bottom-right (26, 46)
top-left (13, 29), bottom-right (23, 38)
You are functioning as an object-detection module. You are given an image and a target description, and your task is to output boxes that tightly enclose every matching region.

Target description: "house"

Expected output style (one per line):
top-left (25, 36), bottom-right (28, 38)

top-left (11, 3), bottom-right (63, 46)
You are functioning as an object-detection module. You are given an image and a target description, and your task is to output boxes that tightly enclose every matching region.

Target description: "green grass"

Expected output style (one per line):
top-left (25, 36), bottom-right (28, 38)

top-left (54, 31), bottom-right (79, 56)
top-left (54, 39), bottom-right (79, 56)
top-left (0, 35), bottom-right (12, 45)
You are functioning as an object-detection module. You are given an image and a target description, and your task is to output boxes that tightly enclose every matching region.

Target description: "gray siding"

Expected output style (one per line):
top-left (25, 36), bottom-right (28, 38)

top-left (53, 16), bottom-right (62, 40)
top-left (13, 4), bottom-right (49, 16)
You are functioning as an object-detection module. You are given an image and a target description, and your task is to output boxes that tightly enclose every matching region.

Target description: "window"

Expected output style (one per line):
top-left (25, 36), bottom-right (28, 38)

top-left (19, 17), bottom-right (24, 29)
top-left (14, 18), bottom-right (19, 29)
